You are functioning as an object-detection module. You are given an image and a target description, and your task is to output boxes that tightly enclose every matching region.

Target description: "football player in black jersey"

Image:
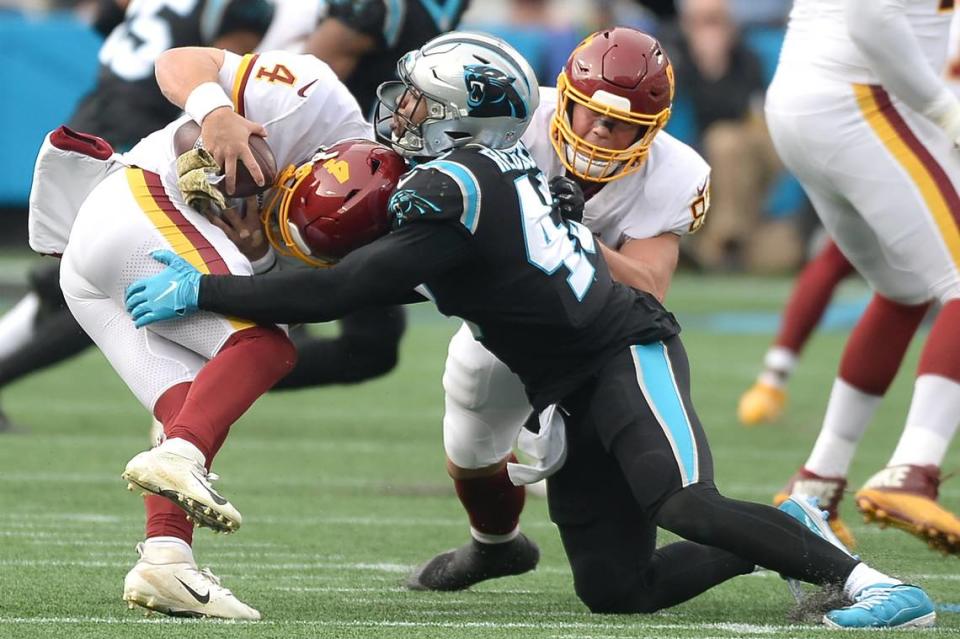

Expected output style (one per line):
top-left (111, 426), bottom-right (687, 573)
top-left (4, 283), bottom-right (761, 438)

top-left (0, 0), bottom-right (274, 433)
top-left (123, 34), bottom-right (935, 629)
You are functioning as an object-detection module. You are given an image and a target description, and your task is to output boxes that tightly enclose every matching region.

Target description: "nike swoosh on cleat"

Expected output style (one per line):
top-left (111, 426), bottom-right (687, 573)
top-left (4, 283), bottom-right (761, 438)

top-left (176, 577), bottom-right (210, 604)
top-left (192, 472), bottom-right (228, 506)
top-left (297, 79), bottom-right (318, 98)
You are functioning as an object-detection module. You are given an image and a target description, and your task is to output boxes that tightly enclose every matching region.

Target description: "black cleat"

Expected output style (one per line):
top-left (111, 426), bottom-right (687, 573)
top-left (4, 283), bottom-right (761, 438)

top-left (405, 533), bottom-right (540, 591)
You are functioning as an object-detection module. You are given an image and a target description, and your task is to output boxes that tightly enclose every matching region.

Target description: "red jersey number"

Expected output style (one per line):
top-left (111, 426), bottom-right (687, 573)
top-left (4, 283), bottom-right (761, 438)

top-left (256, 63), bottom-right (296, 86)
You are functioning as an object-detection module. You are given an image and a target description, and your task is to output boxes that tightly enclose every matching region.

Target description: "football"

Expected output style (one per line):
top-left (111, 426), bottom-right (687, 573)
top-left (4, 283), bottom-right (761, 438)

top-left (173, 120), bottom-right (277, 197)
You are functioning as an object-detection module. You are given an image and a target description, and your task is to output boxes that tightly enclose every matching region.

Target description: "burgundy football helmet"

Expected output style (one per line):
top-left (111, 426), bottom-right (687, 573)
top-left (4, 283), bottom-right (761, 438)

top-left (262, 139), bottom-right (408, 266)
top-left (550, 27), bottom-right (674, 182)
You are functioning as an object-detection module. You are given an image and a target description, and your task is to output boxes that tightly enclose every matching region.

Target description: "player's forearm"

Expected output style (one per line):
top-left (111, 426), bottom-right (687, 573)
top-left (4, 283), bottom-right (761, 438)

top-left (198, 222), bottom-right (470, 324)
top-left (600, 242), bottom-right (675, 302)
top-left (155, 47), bottom-right (226, 110)
top-left (198, 268), bottom-right (369, 324)
top-left (845, 0), bottom-right (960, 131)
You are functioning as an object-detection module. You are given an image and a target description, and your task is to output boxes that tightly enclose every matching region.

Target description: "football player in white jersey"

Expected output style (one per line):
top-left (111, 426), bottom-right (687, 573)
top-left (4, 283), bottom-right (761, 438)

top-left (40, 47), bottom-right (372, 618)
top-left (765, 0), bottom-right (960, 565)
top-left (405, 27), bottom-right (712, 592)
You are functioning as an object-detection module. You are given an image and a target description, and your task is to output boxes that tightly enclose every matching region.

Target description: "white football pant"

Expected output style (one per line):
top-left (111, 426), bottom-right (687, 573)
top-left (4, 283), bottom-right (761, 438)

top-left (443, 323), bottom-right (533, 470)
top-left (60, 168), bottom-right (258, 412)
top-left (766, 68), bottom-right (960, 305)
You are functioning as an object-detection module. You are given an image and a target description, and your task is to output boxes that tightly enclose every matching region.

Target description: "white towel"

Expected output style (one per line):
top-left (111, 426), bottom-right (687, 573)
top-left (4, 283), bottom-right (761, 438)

top-left (507, 404), bottom-right (568, 486)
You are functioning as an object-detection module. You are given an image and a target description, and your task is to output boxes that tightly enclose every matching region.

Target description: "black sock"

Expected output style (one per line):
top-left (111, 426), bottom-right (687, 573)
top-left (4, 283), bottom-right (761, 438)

top-left (657, 483), bottom-right (857, 586)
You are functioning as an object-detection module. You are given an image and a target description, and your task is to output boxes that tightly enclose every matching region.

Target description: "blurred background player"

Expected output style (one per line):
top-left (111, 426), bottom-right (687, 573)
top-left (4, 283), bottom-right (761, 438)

top-left (406, 27), bottom-right (712, 592)
top-left (738, 240), bottom-right (854, 426)
top-left (765, 0), bottom-right (960, 555)
top-left (0, 0), bottom-right (274, 432)
top-left (740, 6), bottom-right (960, 427)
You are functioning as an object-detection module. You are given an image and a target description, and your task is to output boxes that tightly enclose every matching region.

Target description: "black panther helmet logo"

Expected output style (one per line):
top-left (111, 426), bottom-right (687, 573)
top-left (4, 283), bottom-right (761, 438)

top-left (463, 64), bottom-right (527, 119)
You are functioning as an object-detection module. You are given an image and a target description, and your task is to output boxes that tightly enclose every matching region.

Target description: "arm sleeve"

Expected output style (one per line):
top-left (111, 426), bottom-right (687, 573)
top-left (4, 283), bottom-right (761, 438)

top-left (845, 0), bottom-right (960, 128)
top-left (198, 220), bottom-right (470, 324)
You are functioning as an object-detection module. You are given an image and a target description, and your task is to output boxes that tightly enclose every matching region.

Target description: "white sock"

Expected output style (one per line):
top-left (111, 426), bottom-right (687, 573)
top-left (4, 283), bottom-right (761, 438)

top-left (160, 437), bottom-right (206, 466)
top-left (759, 346), bottom-right (797, 388)
top-left (142, 536), bottom-right (195, 564)
top-left (889, 374), bottom-right (960, 467)
top-left (470, 526), bottom-right (519, 545)
top-left (843, 562), bottom-right (901, 599)
top-left (805, 378), bottom-right (881, 477)
top-left (0, 293), bottom-right (39, 360)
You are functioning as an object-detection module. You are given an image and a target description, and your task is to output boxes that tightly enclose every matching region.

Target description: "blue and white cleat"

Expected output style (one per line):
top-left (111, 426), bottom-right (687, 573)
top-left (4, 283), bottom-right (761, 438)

top-left (778, 495), bottom-right (855, 602)
top-left (824, 583), bottom-right (935, 629)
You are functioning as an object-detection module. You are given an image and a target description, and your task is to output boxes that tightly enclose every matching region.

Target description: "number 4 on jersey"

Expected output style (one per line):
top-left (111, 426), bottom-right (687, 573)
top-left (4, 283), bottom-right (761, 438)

top-left (256, 63), bottom-right (296, 85)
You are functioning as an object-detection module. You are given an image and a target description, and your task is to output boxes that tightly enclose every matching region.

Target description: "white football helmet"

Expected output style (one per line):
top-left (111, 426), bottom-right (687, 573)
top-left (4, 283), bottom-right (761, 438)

top-left (374, 31), bottom-right (539, 157)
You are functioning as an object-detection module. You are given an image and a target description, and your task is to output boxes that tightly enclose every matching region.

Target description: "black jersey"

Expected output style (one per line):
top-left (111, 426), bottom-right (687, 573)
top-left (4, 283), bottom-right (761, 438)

top-left (387, 145), bottom-right (680, 407)
top-left (199, 144), bottom-right (679, 409)
top-left (327, 0), bottom-right (471, 114)
top-left (69, 0), bottom-right (273, 150)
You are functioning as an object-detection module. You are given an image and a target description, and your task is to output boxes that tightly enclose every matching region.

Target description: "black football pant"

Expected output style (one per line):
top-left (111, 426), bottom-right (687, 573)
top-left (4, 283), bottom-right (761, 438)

top-left (0, 263), bottom-right (404, 393)
top-left (546, 336), bottom-right (859, 614)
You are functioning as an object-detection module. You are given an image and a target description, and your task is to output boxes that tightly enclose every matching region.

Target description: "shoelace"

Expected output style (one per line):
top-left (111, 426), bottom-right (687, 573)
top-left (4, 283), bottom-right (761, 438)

top-left (195, 566), bottom-right (235, 596)
top-left (186, 457), bottom-right (220, 485)
top-left (848, 586), bottom-right (898, 611)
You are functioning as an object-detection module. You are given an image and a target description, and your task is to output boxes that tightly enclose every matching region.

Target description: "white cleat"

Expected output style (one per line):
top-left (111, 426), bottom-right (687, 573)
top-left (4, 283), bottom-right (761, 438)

top-left (123, 542), bottom-right (260, 620)
top-left (121, 438), bottom-right (241, 533)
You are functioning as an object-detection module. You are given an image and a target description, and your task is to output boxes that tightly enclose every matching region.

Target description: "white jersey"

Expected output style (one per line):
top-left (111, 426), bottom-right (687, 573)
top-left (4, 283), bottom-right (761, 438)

top-left (122, 49), bottom-right (373, 197)
top-left (779, 0), bottom-right (952, 84)
top-left (521, 88), bottom-right (710, 249)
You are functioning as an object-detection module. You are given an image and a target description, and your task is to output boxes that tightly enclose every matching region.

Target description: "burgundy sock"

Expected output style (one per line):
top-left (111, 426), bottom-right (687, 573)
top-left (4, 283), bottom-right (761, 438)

top-left (839, 294), bottom-right (929, 395)
top-left (775, 241), bottom-right (854, 353)
top-left (454, 455), bottom-right (526, 538)
top-left (145, 382), bottom-right (194, 544)
top-left (917, 300), bottom-right (960, 379)
top-left (166, 326), bottom-right (296, 460)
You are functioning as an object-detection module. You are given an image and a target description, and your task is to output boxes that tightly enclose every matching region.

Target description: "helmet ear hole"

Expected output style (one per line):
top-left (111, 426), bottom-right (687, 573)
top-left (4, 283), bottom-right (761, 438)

top-left (369, 158), bottom-right (382, 173)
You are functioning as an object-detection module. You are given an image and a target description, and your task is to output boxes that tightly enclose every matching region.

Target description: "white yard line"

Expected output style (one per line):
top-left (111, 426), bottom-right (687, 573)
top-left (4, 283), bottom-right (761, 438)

top-left (0, 617), bottom-right (837, 635)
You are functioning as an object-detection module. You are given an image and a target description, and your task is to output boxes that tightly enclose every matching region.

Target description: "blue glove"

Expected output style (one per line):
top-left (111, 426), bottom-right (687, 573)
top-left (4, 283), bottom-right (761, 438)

top-left (124, 250), bottom-right (202, 328)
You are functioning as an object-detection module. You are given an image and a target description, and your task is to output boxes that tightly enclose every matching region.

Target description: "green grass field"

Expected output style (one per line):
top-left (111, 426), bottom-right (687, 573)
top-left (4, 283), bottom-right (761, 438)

top-left (0, 271), bottom-right (958, 638)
